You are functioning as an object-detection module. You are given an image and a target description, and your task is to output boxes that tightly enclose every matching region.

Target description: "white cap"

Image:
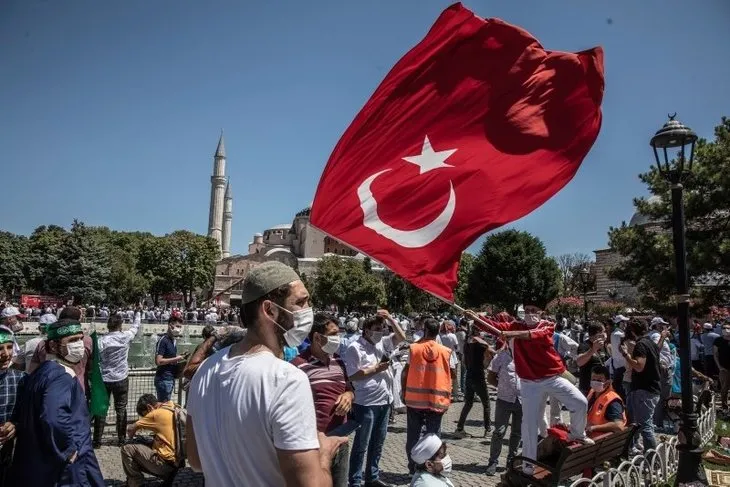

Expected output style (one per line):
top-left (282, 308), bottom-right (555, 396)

top-left (612, 315), bottom-right (629, 324)
top-left (703, 322), bottom-right (714, 330)
top-left (39, 313), bottom-right (58, 325)
top-left (0, 307), bottom-right (20, 319)
top-left (411, 433), bottom-right (443, 465)
top-left (651, 317), bottom-right (669, 327)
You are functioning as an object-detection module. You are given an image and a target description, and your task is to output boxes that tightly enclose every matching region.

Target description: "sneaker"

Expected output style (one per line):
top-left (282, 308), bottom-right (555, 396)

top-left (567, 433), bottom-right (595, 445)
top-left (485, 461), bottom-right (498, 476)
top-left (453, 429), bottom-right (469, 439)
top-left (628, 447), bottom-right (643, 457)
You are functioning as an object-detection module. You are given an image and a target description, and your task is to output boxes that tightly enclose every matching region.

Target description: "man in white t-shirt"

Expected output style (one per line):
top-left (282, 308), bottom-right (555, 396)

top-left (186, 261), bottom-right (345, 487)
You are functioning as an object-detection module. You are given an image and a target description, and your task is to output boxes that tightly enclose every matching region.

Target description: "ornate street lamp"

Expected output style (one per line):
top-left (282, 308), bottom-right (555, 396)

top-left (649, 114), bottom-right (703, 486)
top-left (579, 267), bottom-right (590, 324)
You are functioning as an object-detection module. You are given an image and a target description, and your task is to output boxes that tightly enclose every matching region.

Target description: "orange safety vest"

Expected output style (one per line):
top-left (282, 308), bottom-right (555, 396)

top-left (404, 340), bottom-right (453, 412)
top-left (586, 386), bottom-right (627, 431)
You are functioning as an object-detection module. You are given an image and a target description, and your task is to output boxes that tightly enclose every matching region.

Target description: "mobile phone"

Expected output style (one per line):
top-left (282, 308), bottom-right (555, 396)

top-left (326, 421), bottom-right (361, 437)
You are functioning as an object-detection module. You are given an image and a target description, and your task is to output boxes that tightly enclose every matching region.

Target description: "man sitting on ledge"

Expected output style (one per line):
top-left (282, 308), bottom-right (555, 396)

top-left (585, 365), bottom-right (627, 438)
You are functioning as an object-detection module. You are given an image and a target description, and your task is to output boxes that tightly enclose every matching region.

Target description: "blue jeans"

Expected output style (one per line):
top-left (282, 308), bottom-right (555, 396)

top-left (628, 389), bottom-right (659, 451)
top-left (406, 408), bottom-right (443, 473)
top-left (348, 403), bottom-right (390, 487)
top-left (154, 376), bottom-right (174, 403)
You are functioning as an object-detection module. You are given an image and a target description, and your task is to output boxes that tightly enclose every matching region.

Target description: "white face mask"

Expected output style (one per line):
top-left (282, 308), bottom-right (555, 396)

top-left (272, 303), bottom-right (314, 348)
top-left (439, 454), bottom-right (453, 473)
top-left (369, 330), bottom-right (384, 343)
top-left (590, 380), bottom-right (606, 394)
top-left (64, 340), bottom-right (85, 363)
top-left (321, 335), bottom-right (341, 355)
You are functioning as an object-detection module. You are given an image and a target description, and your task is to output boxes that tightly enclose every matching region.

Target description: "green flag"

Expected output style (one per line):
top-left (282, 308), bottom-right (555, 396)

top-left (89, 330), bottom-right (110, 418)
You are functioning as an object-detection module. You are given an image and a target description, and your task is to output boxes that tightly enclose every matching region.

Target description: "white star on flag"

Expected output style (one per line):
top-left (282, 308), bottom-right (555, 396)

top-left (402, 135), bottom-right (457, 175)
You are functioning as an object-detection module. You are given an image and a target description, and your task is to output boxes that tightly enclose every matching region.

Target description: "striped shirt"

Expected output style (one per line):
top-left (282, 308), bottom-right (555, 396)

top-left (291, 350), bottom-right (348, 433)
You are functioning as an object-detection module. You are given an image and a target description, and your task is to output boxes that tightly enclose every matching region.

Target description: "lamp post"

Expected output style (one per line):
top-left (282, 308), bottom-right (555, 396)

top-left (579, 267), bottom-right (590, 324)
top-left (649, 114), bottom-right (704, 486)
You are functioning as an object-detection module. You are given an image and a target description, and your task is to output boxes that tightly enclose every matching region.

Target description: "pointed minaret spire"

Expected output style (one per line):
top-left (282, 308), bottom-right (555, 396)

top-left (225, 179), bottom-right (232, 199)
top-left (215, 129), bottom-right (226, 158)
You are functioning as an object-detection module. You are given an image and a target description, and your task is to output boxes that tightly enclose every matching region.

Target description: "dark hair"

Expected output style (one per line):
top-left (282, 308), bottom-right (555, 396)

top-left (309, 312), bottom-right (338, 341)
top-left (202, 324), bottom-right (215, 340)
top-left (168, 314), bottom-right (184, 325)
top-left (627, 319), bottom-right (647, 338)
top-left (591, 365), bottom-right (610, 380)
top-left (136, 394), bottom-right (157, 417)
top-left (362, 315), bottom-right (386, 331)
top-left (587, 323), bottom-right (604, 337)
top-left (239, 284), bottom-right (291, 329)
top-left (59, 306), bottom-right (82, 321)
top-left (423, 318), bottom-right (440, 338)
top-left (108, 314), bottom-right (124, 331)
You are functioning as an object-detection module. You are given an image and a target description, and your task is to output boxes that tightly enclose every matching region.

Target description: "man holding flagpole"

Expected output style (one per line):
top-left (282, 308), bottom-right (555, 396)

top-left (309, 3), bottom-right (604, 476)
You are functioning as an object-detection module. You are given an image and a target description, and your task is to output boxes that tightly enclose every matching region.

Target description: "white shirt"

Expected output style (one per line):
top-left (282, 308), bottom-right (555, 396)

top-left (455, 330), bottom-right (466, 354)
top-left (99, 312), bottom-right (141, 382)
top-left (610, 328), bottom-right (626, 369)
top-left (649, 330), bottom-right (673, 369)
top-left (488, 349), bottom-right (521, 403)
top-left (344, 335), bottom-right (394, 406)
top-left (555, 332), bottom-right (579, 359)
top-left (187, 347), bottom-right (319, 487)
top-left (440, 333), bottom-right (459, 356)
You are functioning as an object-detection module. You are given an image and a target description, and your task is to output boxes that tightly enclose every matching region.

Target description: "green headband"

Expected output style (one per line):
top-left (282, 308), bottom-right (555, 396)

top-left (0, 332), bottom-right (13, 345)
top-left (47, 322), bottom-right (83, 340)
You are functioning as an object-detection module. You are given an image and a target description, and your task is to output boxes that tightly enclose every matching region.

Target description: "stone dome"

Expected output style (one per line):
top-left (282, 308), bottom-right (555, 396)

top-left (629, 195), bottom-right (662, 227)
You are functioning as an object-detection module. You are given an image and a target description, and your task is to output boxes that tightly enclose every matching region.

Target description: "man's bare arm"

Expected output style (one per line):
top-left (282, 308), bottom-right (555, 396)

top-left (186, 414), bottom-right (202, 472)
top-left (183, 336), bottom-right (216, 380)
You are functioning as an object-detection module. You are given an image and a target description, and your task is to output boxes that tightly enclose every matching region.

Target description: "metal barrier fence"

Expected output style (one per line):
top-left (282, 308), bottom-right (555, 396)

top-left (567, 396), bottom-right (717, 487)
top-left (100, 368), bottom-right (187, 432)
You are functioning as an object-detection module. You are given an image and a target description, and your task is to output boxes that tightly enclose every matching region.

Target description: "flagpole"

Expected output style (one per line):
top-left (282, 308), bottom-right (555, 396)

top-left (309, 224), bottom-right (502, 335)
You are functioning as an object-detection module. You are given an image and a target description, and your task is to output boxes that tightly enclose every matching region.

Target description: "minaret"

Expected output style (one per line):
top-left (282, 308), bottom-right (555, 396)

top-left (207, 131), bottom-right (226, 253)
top-left (221, 180), bottom-right (233, 258)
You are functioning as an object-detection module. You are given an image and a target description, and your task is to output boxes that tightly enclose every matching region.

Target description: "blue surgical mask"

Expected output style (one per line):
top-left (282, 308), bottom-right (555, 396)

top-left (283, 346), bottom-right (298, 362)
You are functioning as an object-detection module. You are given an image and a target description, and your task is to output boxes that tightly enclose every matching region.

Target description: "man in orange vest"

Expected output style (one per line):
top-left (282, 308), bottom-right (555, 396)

top-left (586, 365), bottom-right (627, 438)
top-left (401, 318), bottom-right (453, 475)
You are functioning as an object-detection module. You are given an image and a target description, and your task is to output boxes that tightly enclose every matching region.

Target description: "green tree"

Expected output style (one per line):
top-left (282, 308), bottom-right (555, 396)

top-left (26, 225), bottom-right (69, 294)
top-left (608, 117), bottom-right (730, 312)
top-left (56, 220), bottom-right (111, 304)
top-left (454, 252), bottom-right (475, 304)
top-left (314, 256), bottom-right (385, 311)
top-left (467, 230), bottom-right (561, 311)
top-left (137, 236), bottom-right (175, 306)
top-left (0, 232), bottom-right (29, 299)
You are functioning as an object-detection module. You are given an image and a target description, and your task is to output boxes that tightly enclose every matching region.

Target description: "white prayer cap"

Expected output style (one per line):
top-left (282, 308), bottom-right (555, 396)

top-left (703, 322), bottom-right (714, 330)
top-left (612, 315), bottom-right (629, 324)
top-left (411, 433), bottom-right (443, 465)
top-left (39, 313), bottom-right (58, 325)
top-left (651, 317), bottom-right (669, 327)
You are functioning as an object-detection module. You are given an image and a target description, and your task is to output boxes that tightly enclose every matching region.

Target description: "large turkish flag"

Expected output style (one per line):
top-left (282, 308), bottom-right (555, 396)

top-left (311, 3), bottom-right (604, 302)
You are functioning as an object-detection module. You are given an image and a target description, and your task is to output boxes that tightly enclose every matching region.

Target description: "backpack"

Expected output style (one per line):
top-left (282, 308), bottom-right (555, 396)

top-left (161, 404), bottom-right (187, 468)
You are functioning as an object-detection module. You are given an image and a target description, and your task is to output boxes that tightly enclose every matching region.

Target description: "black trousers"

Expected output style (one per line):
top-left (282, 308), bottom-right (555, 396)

top-left (93, 377), bottom-right (130, 445)
top-left (0, 439), bottom-right (13, 487)
top-left (456, 377), bottom-right (491, 430)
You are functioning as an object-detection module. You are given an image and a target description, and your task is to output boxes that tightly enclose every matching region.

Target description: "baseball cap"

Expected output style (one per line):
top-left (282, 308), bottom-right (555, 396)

top-left (651, 317), bottom-right (669, 327)
top-left (703, 323), bottom-right (714, 330)
top-left (0, 307), bottom-right (21, 319)
top-left (241, 261), bottom-right (301, 304)
top-left (612, 315), bottom-right (629, 324)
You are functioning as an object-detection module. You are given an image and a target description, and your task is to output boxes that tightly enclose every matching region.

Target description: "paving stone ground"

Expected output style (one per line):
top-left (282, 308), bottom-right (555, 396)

top-left (96, 397), bottom-right (509, 486)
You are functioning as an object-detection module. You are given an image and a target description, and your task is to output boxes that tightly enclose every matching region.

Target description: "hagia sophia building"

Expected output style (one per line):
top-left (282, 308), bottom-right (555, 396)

top-left (204, 134), bottom-right (378, 308)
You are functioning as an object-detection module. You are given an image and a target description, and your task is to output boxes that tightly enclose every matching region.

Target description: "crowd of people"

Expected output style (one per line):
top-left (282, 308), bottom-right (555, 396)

top-left (0, 265), bottom-right (728, 486)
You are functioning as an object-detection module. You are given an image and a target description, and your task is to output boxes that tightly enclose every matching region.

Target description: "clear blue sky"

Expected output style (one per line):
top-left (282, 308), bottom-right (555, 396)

top-left (1, 0), bottom-right (728, 258)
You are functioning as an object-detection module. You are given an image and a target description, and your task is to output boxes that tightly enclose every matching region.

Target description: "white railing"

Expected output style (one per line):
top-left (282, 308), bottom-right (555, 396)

top-left (569, 397), bottom-right (716, 487)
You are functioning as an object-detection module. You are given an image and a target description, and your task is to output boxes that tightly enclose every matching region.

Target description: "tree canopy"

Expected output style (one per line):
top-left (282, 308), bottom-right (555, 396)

top-left (312, 256), bottom-right (386, 311)
top-left (0, 221), bottom-right (218, 307)
top-left (467, 229), bottom-right (560, 311)
top-left (608, 117), bottom-right (730, 312)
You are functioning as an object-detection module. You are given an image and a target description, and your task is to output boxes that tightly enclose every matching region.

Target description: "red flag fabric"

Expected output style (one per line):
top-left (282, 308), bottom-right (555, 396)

top-left (311, 3), bottom-right (604, 302)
